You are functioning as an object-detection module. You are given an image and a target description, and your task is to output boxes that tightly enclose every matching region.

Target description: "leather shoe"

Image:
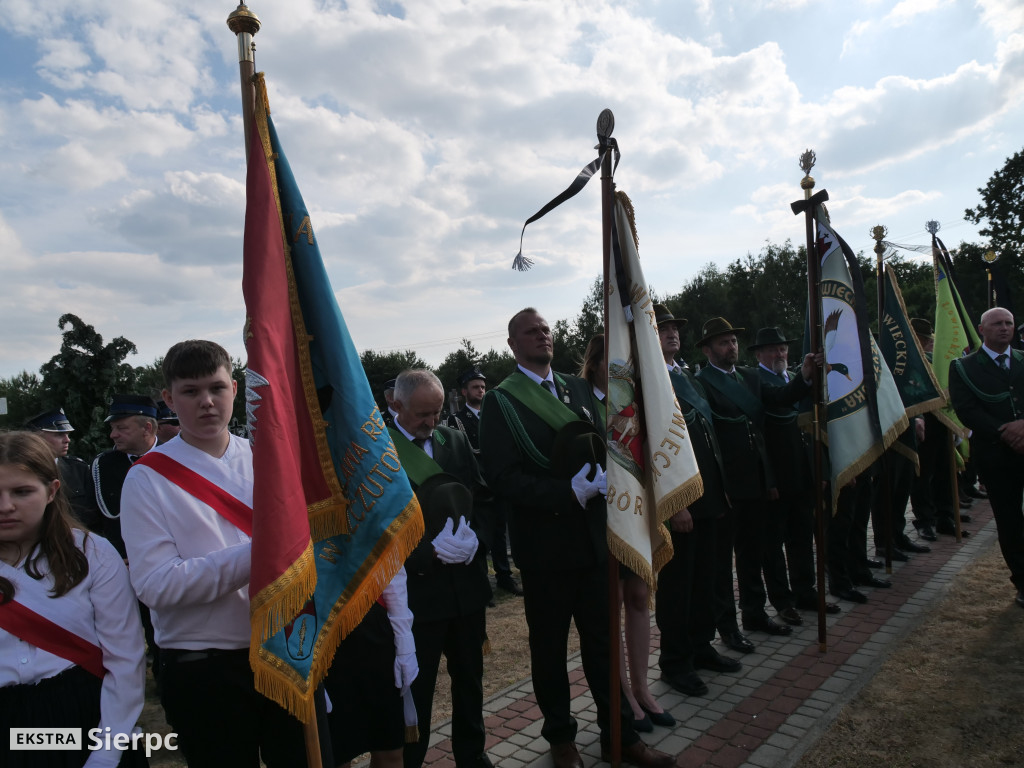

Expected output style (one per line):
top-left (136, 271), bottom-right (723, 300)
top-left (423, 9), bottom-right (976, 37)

top-left (550, 741), bottom-right (583, 768)
top-left (875, 548), bottom-right (908, 562)
top-left (936, 524), bottom-right (970, 538)
top-left (640, 703), bottom-right (676, 727)
top-left (918, 525), bottom-right (938, 542)
top-left (795, 594), bottom-right (842, 614)
top-left (966, 486), bottom-right (987, 499)
top-left (897, 538), bottom-right (931, 553)
top-left (603, 741), bottom-right (675, 768)
top-left (853, 574), bottom-right (892, 589)
top-left (1016, 592), bottom-right (1024, 609)
top-left (661, 670), bottom-right (708, 697)
top-left (958, 511), bottom-right (973, 523)
top-left (778, 607), bottom-right (803, 626)
top-left (719, 630), bottom-right (755, 654)
top-left (866, 557), bottom-right (885, 569)
top-left (742, 615), bottom-right (793, 635)
top-left (495, 575), bottom-right (523, 595)
top-left (831, 587), bottom-right (868, 603)
top-left (632, 714), bottom-right (653, 733)
top-left (694, 647), bottom-right (743, 673)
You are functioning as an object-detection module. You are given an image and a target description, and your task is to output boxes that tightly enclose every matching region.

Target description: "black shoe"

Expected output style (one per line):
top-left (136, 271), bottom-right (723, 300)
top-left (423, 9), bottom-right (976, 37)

top-left (936, 524), bottom-right (971, 538)
top-left (719, 630), bottom-right (755, 654)
top-left (495, 575), bottom-right (524, 595)
top-left (694, 647), bottom-right (743, 673)
top-left (957, 511), bottom-right (973, 522)
top-left (918, 525), bottom-right (938, 542)
top-left (795, 593), bottom-right (842, 614)
top-left (874, 548), bottom-right (909, 562)
top-left (866, 557), bottom-right (885, 569)
top-left (853, 574), bottom-right (892, 589)
top-left (742, 615), bottom-right (793, 635)
top-left (632, 713), bottom-right (653, 733)
top-left (640, 703), bottom-right (676, 727)
top-left (965, 487), bottom-right (988, 499)
top-left (831, 587), bottom-right (868, 603)
top-left (778, 607), bottom-right (803, 626)
top-left (897, 538), bottom-right (931, 553)
top-left (661, 670), bottom-right (708, 697)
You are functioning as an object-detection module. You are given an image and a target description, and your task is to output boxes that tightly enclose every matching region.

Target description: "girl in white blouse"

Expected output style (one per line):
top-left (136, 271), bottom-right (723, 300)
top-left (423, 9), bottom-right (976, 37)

top-left (0, 431), bottom-right (148, 768)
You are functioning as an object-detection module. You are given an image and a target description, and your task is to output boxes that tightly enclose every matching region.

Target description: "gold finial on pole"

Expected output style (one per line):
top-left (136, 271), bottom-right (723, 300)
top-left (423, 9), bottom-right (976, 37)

top-left (227, 4), bottom-right (262, 162)
top-left (925, 219), bottom-right (940, 235)
top-left (799, 149), bottom-right (816, 194)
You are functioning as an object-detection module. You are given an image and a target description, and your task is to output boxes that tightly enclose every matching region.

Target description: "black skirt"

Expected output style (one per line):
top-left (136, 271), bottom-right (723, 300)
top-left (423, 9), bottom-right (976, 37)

top-left (0, 665), bottom-right (148, 768)
top-left (322, 602), bottom-right (405, 762)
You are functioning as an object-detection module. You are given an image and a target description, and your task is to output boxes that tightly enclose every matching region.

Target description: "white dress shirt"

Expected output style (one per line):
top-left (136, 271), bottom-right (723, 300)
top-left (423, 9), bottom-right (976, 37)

top-left (120, 434), bottom-right (253, 650)
top-left (0, 530), bottom-right (146, 768)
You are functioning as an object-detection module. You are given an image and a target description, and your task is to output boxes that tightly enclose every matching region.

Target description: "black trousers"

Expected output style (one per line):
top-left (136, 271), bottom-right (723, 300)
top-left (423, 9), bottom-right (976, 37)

top-left (733, 499), bottom-right (774, 623)
top-left (520, 565), bottom-right (638, 749)
top-left (762, 493), bottom-right (817, 612)
top-left (911, 420), bottom-right (955, 527)
top-left (656, 517), bottom-right (716, 675)
top-left (977, 455), bottom-right (1024, 589)
top-left (159, 648), bottom-right (305, 768)
top-left (405, 611), bottom-right (489, 768)
top-left (828, 475), bottom-right (873, 590)
top-left (872, 451), bottom-right (913, 549)
top-left (713, 504), bottom-right (740, 636)
top-left (478, 498), bottom-right (512, 578)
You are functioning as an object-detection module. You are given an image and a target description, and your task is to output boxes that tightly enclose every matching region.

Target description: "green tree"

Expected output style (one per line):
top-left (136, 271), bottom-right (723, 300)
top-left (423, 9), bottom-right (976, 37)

top-left (37, 314), bottom-right (140, 456)
top-left (965, 148), bottom-right (1024, 258)
top-left (0, 371), bottom-right (44, 429)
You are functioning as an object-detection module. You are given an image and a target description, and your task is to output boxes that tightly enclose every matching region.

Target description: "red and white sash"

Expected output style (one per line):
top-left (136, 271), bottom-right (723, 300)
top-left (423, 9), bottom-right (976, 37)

top-left (134, 452), bottom-right (254, 535)
top-left (0, 595), bottom-right (105, 678)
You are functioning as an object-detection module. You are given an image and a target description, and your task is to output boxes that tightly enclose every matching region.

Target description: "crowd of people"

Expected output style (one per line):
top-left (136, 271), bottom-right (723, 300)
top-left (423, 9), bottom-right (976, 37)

top-left (2, 303), bottom-right (1021, 768)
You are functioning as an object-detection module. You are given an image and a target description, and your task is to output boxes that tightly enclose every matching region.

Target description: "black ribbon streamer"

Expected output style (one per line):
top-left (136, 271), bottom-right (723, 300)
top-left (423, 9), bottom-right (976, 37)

top-left (512, 140), bottom-right (619, 271)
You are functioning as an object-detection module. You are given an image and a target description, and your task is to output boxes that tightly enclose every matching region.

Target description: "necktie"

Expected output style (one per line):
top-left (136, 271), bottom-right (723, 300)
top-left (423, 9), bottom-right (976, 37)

top-left (997, 353), bottom-right (1009, 371)
top-left (542, 380), bottom-right (557, 398)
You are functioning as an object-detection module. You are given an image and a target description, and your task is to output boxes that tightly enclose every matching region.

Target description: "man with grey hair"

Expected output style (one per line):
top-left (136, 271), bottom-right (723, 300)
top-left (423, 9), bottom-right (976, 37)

top-left (391, 368), bottom-right (493, 768)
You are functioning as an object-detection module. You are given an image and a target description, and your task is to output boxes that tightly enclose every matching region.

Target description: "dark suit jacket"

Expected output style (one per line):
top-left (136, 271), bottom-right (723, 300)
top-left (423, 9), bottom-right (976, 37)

top-left (446, 406), bottom-right (482, 454)
top-left (59, 455), bottom-right (102, 533)
top-left (402, 424), bottom-right (492, 623)
top-left (478, 371), bottom-right (605, 571)
top-left (92, 449), bottom-right (134, 558)
top-left (695, 365), bottom-right (808, 502)
top-left (669, 370), bottom-right (728, 520)
top-left (950, 348), bottom-right (1024, 468)
top-left (755, 366), bottom-right (812, 499)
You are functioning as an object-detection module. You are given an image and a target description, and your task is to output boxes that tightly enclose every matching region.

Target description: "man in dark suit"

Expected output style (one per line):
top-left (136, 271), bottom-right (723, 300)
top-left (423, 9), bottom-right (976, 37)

top-left (390, 368), bottom-right (493, 768)
top-left (25, 407), bottom-right (103, 532)
top-left (479, 308), bottom-right (673, 768)
top-left (694, 318), bottom-right (814, 638)
top-left (447, 368), bottom-right (522, 597)
top-left (949, 307), bottom-right (1024, 607)
top-left (749, 328), bottom-right (840, 619)
top-left (654, 305), bottom-right (744, 698)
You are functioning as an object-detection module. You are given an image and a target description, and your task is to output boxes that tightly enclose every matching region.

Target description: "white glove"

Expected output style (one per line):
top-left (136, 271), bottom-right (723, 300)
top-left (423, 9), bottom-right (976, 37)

top-left (394, 651), bottom-right (418, 696)
top-left (452, 516), bottom-right (479, 564)
top-left (571, 463), bottom-right (607, 508)
top-left (432, 518), bottom-right (464, 564)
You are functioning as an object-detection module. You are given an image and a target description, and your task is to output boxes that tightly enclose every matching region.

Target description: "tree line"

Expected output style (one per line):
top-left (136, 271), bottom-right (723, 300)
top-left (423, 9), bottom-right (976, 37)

top-left (3, 148), bottom-right (1021, 457)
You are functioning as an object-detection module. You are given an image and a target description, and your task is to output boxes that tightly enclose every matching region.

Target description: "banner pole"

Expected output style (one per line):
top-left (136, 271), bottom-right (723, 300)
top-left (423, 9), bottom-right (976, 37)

top-left (597, 108), bottom-right (622, 768)
top-left (795, 151), bottom-right (829, 653)
top-left (873, 226), bottom-right (894, 575)
top-left (226, 3), bottom-right (261, 163)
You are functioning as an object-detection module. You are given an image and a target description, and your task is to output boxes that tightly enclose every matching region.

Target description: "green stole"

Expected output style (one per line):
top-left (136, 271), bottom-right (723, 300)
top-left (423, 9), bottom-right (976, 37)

top-left (698, 366), bottom-right (765, 425)
top-left (388, 427), bottom-right (445, 487)
top-left (492, 370), bottom-right (590, 469)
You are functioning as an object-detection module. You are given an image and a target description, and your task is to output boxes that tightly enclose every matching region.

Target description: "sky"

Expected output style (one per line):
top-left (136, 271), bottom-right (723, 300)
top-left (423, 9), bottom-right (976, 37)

top-left (1, 0), bottom-right (1022, 379)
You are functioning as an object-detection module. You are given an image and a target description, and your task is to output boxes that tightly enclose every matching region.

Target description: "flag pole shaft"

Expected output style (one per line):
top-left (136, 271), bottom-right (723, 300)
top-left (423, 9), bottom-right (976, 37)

top-left (597, 109), bottom-right (622, 768)
top-left (798, 153), bottom-right (829, 652)
top-left (227, 3), bottom-right (262, 163)
top-left (873, 229), bottom-right (894, 574)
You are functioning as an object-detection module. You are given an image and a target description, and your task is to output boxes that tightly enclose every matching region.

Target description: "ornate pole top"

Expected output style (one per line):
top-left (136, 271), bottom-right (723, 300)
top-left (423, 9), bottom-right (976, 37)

top-left (870, 225), bottom-right (888, 243)
top-left (596, 109), bottom-right (615, 142)
top-left (227, 3), bottom-right (261, 37)
top-left (925, 220), bottom-right (940, 235)
top-left (799, 149), bottom-right (816, 192)
top-left (983, 249), bottom-right (998, 264)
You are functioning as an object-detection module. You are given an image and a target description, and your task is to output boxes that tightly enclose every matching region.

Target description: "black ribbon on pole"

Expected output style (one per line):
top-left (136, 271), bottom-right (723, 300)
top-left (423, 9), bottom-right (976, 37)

top-left (512, 140), bottom-right (620, 271)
